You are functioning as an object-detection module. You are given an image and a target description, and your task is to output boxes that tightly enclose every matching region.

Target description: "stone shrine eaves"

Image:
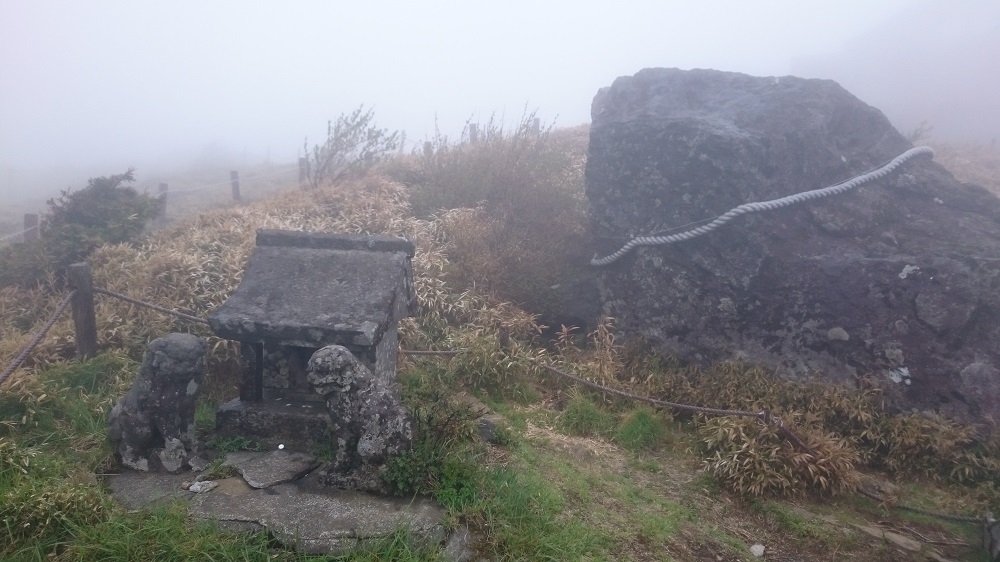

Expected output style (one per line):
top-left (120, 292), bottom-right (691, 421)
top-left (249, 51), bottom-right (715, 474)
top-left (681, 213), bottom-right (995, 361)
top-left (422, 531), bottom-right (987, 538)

top-left (208, 230), bottom-right (415, 348)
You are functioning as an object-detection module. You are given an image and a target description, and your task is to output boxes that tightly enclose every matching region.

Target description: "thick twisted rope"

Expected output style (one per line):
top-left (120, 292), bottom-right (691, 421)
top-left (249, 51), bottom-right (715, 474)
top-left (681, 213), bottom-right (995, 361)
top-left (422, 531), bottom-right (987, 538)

top-left (0, 290), bottom-right (76, 388)
top-left (592, 146), bottom-right (935, 266)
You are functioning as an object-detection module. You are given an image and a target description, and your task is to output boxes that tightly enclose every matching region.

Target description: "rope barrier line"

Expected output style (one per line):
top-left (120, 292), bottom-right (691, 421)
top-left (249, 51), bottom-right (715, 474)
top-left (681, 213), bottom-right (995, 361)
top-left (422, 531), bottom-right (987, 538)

top-left (0, 225), bottom-right (39, 243)
top-left (541, 363), bottom-right (816, 455)
top-left (858, 487), bottom-right (983, 524)
top-left (399, 349), bottom-right (464, 356)
top-left (93, 288), bottom-right (210, 325)
top-left (0, 290), bottom-right (76, 388)
top-left (161, 165), bottom-right (299, 196)
top-left (591, 146), bottom-right (935, 266)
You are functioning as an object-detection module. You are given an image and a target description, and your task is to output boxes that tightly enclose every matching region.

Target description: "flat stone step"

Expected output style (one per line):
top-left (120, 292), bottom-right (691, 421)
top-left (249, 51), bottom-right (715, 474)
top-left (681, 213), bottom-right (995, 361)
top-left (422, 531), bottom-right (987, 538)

top-left (104, 469), bottom-right (445, 554)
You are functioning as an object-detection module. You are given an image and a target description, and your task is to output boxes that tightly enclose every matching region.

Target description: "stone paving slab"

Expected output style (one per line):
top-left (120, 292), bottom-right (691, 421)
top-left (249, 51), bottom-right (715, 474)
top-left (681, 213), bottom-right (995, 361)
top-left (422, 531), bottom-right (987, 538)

top-left (222, 450), bottom-right (320, 488)
top-left (190, 475), bottom-right (444, 553)
top-left (104, 468), bottom-right (445, 555)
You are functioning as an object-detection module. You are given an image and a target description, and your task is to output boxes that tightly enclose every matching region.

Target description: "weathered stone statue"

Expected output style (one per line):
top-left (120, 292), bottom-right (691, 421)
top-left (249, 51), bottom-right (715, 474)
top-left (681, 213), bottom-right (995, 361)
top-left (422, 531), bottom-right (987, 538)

top-left (108, 333), bottom-right (207, 473)
top-left (307, 344), bottom-right (413, 493)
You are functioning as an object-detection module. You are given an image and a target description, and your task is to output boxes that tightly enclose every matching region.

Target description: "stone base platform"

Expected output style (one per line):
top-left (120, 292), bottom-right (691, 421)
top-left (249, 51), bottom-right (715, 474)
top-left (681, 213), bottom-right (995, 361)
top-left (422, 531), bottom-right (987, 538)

top-left (105, 450), bottom-right (447, 555)
top-left (215, 398), bottom-right (331, 450)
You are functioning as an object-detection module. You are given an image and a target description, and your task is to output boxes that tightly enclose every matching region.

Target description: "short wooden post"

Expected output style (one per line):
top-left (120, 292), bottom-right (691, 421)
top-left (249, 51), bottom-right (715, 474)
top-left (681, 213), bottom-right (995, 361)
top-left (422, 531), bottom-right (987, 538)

top-left (423, 141), bottom-right (433, 158)
top-left (157, 183), bottom-right (168, 225)
top-left (23, 213), bottom-right (39, 242)
top-left (298, 157), bottom-right (307, 188)
top-left (469, 123), bottom-right (479, 144)
top-left (230, 170), bottom-right (242, 203)
top-left (530, 117), bottom-right (540, 135)
top-left (68, 263), bottom-right (97, 360)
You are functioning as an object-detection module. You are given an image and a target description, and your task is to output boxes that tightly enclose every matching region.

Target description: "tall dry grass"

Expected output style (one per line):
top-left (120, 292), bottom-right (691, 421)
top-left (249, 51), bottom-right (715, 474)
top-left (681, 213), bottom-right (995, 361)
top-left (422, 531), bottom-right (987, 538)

top-left (383, 117), bottom-right (590, 316)
top-left (934, 140), bottom-right (1000, 196)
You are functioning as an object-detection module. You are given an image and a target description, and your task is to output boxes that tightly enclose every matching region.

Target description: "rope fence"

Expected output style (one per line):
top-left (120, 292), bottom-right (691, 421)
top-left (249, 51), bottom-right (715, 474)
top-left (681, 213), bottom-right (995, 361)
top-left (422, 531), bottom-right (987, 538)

top-left (0, 290), bottom-right (76, 387)
top-left (592, 146), bottom-right (934, 266)
top-left (407, 347), bottom-right (996, 529)
top-left (93, 287), bottom-right (210, 325)
top-left (0, 225), bottom-right (38, 244)
top-left (162, 164), bottom-right (299, 196)
top-left (1, 263), bottom-right (212, 389)
top-left (540, 362), bottom-right (816, 454)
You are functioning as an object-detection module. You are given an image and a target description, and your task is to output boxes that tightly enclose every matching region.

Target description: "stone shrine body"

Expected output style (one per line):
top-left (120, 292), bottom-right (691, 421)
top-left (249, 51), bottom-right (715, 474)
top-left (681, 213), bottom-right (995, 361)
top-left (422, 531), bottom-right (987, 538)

top-left (208, 230), bottom-right (415, 449)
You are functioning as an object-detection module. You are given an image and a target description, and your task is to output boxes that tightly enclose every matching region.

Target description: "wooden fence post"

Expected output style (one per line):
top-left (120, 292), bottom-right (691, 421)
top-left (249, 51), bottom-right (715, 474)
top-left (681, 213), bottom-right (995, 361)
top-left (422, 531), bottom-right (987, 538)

top-left (423, 141), bottom-right (433, 158)
top-left (530, 117), bottom-right (540, 136)
top-left (157, 183), bottom-right (168, 225)
top-left (298, 158), bottom-right (307, 189)
top-left (68, 263), bottom-right (97, 360)
top-left (23, 213), bottom-right (39, 242)
top-left (230, 170), bottom-right (242, 203)
top-left (469, 123), bottom-right (479, 144)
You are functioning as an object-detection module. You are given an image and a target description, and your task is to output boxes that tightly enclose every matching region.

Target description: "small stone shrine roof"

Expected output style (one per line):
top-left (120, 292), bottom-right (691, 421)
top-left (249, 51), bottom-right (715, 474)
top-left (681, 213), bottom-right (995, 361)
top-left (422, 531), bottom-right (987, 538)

top-left (209, 230), bottom-right (416, 348)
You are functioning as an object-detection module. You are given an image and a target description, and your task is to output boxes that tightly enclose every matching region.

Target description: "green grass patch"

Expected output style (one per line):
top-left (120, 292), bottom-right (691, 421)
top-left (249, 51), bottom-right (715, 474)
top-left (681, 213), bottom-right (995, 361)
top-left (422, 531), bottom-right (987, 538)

top-left (559, 391), bottom-right (614, 437)
top-left (474, 466), bottom-right (608, 560)
top-left (613, 407), bottom-right (665, 451)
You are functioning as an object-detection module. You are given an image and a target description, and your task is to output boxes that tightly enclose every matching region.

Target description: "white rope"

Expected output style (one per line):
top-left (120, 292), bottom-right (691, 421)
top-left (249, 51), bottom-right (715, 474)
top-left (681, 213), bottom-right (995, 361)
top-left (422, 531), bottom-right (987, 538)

top-left (157, 165), bottom-right (299, 196)
top-left (0, 225), bottom-right (39, 243)
top-left (591, 146), bottom-right (934, 266)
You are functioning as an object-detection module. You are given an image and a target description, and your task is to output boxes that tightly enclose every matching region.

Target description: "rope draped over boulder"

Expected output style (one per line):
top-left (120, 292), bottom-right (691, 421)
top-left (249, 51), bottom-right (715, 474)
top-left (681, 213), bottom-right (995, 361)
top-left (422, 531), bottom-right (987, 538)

top-left (591, 146), bottom-right (934, 266)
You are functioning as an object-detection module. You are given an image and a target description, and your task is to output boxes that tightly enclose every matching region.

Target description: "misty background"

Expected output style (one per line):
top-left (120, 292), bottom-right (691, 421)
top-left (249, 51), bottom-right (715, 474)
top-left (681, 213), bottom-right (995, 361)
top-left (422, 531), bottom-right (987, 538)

top-left (1, 0), bottom-right (997, 207)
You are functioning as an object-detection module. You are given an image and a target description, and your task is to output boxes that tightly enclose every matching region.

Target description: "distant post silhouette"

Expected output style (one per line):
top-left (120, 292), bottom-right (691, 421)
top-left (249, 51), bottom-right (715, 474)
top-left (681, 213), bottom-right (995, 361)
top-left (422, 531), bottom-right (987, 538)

top-left (230, 170), bottom-right (242, 203)
top-left (157, 183), bottom-right (168, 225)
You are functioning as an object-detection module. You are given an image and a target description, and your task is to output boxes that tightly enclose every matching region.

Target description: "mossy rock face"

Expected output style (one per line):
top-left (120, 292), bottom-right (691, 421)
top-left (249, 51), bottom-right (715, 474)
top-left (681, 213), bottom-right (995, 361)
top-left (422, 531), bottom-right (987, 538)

top-left (587, 67), bottom-right (1000, 426)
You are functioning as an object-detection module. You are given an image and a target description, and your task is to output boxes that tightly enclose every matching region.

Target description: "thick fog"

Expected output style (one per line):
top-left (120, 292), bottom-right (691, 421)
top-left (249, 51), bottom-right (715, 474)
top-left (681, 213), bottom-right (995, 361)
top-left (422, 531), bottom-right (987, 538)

top-left (1, 0), bottom-right (995, 205)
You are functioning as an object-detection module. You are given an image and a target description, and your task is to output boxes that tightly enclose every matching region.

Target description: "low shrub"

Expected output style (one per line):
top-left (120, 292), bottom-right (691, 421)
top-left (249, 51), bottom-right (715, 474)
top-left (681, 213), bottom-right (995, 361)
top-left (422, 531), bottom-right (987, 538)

top-left (385, 116), bottom-right (589, 316)
top-left (699, 416), bottom-right (860, 497)
top-left (384, 381), bottom-right (480, 503)
top-left (0, 170), bottom-right (160, 289)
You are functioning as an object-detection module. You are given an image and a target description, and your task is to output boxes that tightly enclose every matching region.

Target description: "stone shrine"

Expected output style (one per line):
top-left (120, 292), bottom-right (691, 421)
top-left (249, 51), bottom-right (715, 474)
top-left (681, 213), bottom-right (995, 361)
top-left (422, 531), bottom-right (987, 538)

top-left (208, 230), bottom-right (416, 450)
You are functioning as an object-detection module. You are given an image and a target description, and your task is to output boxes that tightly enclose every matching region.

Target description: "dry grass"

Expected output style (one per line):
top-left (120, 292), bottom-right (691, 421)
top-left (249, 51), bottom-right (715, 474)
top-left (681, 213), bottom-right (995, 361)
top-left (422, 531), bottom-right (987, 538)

top-left (934, 140), bottom-right (1000, 196)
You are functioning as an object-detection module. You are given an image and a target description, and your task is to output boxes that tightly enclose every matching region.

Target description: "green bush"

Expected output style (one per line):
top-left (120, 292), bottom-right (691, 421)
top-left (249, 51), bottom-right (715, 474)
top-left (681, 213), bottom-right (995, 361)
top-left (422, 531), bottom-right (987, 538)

top-left (384, 381), bottom-right (480, 499)
top-left (0, 169), bottom-right (159, 288)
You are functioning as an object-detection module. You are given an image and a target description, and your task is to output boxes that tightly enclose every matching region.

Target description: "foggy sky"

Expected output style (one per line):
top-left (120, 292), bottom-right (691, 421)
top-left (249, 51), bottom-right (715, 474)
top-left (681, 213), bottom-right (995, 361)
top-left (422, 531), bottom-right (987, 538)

top-left (1, 0), bottom-right (994, 202)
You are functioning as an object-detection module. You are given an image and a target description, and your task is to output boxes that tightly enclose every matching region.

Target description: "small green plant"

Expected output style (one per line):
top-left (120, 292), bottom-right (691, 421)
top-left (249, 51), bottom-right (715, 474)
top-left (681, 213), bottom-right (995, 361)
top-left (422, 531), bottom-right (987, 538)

top-left (194, 400), bottom-right (217, 433)
top-left (614, 407), bottom-right (666, 451)
top-left (385, 381), bottom-right (480, 499)
top-left (559, 389), bottom-right (614, 437)
top-left (200, 457), bottom-right (238, 481)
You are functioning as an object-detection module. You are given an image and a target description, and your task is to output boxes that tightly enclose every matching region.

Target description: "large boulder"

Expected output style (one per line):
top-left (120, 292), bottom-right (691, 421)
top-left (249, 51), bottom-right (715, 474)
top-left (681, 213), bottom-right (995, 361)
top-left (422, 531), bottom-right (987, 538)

top-left (108, 333), bottom-right (208, 472)
top-left (586, 68), bottom-right (1000, 422)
